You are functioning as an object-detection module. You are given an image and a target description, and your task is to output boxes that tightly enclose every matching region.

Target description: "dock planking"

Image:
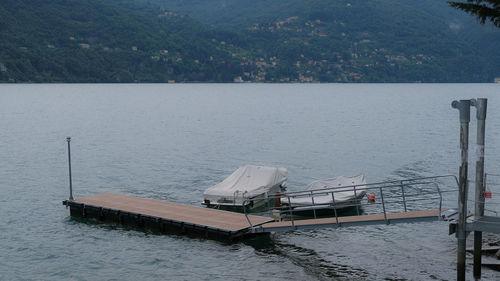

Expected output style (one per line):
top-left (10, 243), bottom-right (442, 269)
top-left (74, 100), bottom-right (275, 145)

top-left (63, 193), bottom-right (272, 239)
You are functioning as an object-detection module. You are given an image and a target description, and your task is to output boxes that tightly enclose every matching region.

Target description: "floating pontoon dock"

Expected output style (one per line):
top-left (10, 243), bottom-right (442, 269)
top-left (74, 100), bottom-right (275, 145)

top-left (63, 138), bottom-right (458, 240)
top-left (63, 179), bottom-right (451, 240)
top-left (63, 193), bottom-right (273, 240)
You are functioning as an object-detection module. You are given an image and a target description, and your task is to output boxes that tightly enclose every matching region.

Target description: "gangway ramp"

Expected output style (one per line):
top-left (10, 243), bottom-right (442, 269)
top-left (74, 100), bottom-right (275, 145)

top-left (244, 175), bottom-right (458, 233)
top-left (254, 209), bottom-right (444, 233)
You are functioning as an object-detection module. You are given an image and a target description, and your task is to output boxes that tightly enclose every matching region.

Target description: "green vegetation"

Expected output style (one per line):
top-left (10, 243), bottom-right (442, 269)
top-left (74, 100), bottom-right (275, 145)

top-left (1, 0), bottom-right (499, 82)
top-left (449, 0), bottom-right (500, 27)
top-left (0, 0), bottom-right (244, 82)
top-left (152, 0), bottom-right (500, 82)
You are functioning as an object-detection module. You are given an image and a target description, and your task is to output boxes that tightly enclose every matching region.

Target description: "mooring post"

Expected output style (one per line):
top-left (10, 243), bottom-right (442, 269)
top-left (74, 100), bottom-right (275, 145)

top-left (452, 99), bottom-right (471, 281)
top-left (66, 137), bottom-right (74, 201)
top-left (472, 98), bottom-right (487, 279)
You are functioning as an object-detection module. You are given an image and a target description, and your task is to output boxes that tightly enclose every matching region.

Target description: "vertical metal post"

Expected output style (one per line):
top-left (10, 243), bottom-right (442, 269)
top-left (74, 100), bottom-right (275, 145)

top-left (331, 192), bottom-right (339, 226)
top-left (380, 187), bottom-right (387, 223)
top-left (265, 192), bottom-right (270, 215)
top-left (400, 181), bottom-right (407, 212)
top-left (66, 137), bottom-right (74, 201)
top-left (354, 186), bottom-right (360, 216)
top-left (435, 183), bottom-right (443, 214)
top-left (472, 98), bottom-right (487, 279)
top-left (452, 99), bottom-right (471, 281)
top-left (287, 196), bottom-right (295, 228)
top-left (311, 191), bottom-right (317, 219)
top-left (243, 200), bottom-right (255, 232)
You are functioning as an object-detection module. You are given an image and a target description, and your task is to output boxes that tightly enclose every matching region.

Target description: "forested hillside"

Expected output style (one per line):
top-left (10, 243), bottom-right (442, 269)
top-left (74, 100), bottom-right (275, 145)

top-left (150, 0), bottom-right (500, 82)
top-left (1, 0), bottom-right (499, 82)
top-left (0, 0), bottom-right (244, 82)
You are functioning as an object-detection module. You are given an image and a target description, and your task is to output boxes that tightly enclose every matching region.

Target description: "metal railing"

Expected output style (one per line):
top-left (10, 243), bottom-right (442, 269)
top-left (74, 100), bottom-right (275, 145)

top-left (243, 175), bottom-right (459, 230)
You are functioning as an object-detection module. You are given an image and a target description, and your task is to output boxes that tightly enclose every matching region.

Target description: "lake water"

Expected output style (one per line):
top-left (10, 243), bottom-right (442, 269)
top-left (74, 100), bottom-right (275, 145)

top-left (1, 83), bottom-right (499, 280)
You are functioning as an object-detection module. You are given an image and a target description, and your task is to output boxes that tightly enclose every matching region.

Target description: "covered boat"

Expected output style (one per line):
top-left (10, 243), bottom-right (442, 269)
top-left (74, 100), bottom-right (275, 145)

top-left (202, 165), bottom-right (287, 212)
top-left (281, 174), bottom-right (367, 217)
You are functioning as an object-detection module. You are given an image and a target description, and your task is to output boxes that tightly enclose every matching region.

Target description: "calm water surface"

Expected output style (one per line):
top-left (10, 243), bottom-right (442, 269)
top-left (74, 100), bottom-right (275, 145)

top-left (1, 84), bottom-right (500, 280)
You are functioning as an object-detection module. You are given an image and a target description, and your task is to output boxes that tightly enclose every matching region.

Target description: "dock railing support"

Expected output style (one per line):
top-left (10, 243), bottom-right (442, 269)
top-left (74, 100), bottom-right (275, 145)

top-left (452, 99), bottom-right (471, 281)
top-left (311, 191), bottom-right (317, 219)
top-left (331, 192), bottom-right (339, 226)
top-left (287, 196), bottom-right (295, 228)
top-left (354, 186), bottom-right (360, 216)
top-left (400, 181), bottom-right (407, 212)
top-left (472, 98), bottom-right (487, 279)
top-left (379, 187), bottom-right (387, 223)
top-left (242, 200), bottom-right (255, 232)
top-left (66, 137), bottom-right (74, 201)
top-left (435, 183), bottom-right (443, 214)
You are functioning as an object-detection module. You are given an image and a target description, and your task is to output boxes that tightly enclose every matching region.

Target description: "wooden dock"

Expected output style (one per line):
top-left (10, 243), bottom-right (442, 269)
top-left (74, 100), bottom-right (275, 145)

top-left (63, 194), bottom-right (444, 240)
top-left (63, 193), bottom-right (272, 240)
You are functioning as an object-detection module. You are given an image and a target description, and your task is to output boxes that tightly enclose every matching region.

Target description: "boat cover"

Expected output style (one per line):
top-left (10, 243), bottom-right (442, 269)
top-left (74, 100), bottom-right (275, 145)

top-left (284, 174), bottom-right (367, 206)
top-left (204, 165), bottom-right (287, 205)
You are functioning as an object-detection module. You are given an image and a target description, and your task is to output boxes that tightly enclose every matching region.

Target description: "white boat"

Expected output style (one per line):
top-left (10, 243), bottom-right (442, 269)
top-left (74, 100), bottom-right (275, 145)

top-left (202, 165), bottom-right (287, 212)
top-left (281, 174), bottom-right (367, 216)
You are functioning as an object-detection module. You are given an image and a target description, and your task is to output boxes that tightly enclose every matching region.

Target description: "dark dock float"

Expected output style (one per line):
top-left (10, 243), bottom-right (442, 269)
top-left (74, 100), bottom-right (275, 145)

top-left (63, 193), bottom-right (272, 240)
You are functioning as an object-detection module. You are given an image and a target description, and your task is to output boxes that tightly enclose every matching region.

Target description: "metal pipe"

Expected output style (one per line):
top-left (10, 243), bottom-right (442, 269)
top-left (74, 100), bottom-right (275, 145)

top-left (265, 192), bottom-right (270, 217)
top-left (472, 98), bottom-right (487, 279)
top-left (435, 183), bottom-right (443, 215)
top-left (243, 199), bottom-right (254, 232)
top-left (287, 196), bottom-right (295, 228)
top-left (66, 137), bottom-right (74, 201)
top-left (380, 187), bottom-right (387, 223)
top-left (452, 99), bottom-right (471, 281)
top-left (354, 186), bottom-right (360, 216)
top-left (310, 191), bottom-right (317, 219)
top-left (280, 175), bottom-right (458, 197)
top-left (400, 181), bottom-right (407, 212)
top-left (331, 192), bottom-right (339, 226)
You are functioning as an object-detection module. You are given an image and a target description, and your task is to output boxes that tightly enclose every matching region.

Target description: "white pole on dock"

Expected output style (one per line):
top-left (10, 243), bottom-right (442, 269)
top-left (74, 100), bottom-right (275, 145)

top-left (452, 99), bottom-right (471, 281)
top-left (66, 137), bottom-right (74, 201)
top-left (472, 98), bottom-right (487, 279)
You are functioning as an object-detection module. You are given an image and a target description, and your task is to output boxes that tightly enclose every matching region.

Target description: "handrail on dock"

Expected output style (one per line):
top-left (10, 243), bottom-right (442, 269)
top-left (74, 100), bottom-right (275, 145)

top-left (242, 175), bottom-right (458, 229)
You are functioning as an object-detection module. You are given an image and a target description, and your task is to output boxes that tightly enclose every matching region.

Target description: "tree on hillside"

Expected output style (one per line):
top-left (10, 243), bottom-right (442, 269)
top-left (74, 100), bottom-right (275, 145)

top-left (448, 0), bottom-right (500, 27)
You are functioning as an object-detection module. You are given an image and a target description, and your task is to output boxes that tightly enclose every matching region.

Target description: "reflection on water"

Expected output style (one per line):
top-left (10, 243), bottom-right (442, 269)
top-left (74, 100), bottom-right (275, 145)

top-left (244, 235), bottom-right (369, 281)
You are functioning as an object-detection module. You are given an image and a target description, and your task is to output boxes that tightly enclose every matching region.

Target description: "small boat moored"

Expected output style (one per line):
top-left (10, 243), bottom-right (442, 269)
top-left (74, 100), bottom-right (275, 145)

top-left (202, 165), bottom-right (287, 212)
top-left (280, 174), bottom-right (367, 217)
